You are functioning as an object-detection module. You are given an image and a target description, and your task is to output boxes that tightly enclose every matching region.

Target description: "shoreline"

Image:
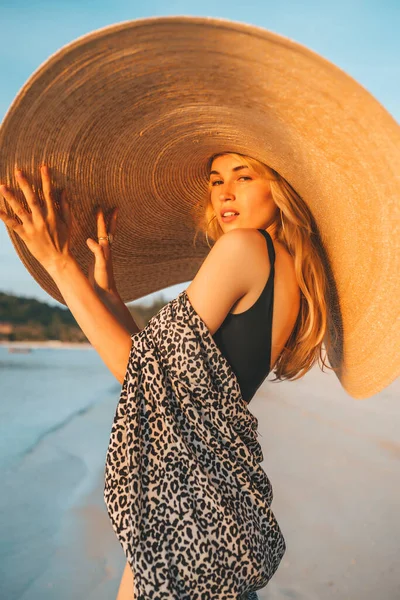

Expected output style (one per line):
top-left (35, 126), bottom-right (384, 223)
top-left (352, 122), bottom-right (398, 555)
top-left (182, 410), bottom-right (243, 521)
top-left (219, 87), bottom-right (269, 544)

top-left (0, 340), bottom-right (93, 350)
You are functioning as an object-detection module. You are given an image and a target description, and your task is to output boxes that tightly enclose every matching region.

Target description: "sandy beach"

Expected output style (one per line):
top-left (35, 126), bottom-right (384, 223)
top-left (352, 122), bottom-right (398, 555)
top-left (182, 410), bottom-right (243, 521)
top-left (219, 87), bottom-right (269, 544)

top-left (2, 348), bottom-right (399, 599)
top-left (252, 367), bottom-right (400, 600)
top-left (0, 340), bottom-right (93, 349)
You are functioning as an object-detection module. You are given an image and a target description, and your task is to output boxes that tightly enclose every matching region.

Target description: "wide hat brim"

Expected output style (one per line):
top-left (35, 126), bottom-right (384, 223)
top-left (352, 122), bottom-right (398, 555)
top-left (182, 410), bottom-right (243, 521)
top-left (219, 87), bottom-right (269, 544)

top-left (0, 16), bottom-right (399, 400)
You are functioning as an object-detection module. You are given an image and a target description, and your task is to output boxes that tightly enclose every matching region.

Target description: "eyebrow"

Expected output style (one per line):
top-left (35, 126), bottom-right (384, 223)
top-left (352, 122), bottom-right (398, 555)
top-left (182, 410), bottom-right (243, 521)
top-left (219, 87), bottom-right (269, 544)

top-left (209, 165), bottom-right (250, 176)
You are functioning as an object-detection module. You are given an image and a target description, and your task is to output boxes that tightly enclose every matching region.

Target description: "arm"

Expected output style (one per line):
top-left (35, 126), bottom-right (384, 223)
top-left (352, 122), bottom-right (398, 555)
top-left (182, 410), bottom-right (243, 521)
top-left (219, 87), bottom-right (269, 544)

top-left (48, 255), bottom-right (133, 385)
top-left (97, 288), bottom-right (141, 335)
top-left (0, 166), bottom-right (133, 385)
top-left (185, 228), bottom-right (264, 335)
top-left (86, 205), bottom-right (141, 336)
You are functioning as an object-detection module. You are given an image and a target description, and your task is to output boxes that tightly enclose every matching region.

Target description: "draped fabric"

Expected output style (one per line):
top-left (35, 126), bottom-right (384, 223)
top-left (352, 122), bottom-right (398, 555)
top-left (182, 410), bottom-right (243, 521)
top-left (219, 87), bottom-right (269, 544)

top-left (104, 290), bottom-right (286, 599)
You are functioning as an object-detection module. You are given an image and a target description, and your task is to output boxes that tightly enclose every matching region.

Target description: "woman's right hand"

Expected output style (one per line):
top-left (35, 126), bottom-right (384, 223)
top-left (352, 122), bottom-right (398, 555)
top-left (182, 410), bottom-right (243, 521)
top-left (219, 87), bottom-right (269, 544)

top-left (86, 206), bottom-right (140, 335)
top-left (86, 206), bottom-right (118, 296)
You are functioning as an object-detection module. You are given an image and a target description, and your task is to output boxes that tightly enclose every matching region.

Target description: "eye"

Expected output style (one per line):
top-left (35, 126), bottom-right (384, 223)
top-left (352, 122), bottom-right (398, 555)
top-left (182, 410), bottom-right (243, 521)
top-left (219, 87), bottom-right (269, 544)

top-left (210, 176), bottom-right (251, 187)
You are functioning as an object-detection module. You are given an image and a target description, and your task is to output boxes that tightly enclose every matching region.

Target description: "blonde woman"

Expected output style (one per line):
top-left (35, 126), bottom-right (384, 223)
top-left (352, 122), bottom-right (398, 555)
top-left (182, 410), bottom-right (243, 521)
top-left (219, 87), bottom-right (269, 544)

top-left (0, 152), bottom-right (335, 599)
top-left (98, 151), bottom-right (335, 599)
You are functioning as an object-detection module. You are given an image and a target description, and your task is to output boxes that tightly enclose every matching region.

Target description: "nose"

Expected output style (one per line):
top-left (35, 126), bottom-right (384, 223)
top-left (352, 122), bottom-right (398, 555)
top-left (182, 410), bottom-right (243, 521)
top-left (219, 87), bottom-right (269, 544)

top-left (219, 186), bottom-right (235, 201)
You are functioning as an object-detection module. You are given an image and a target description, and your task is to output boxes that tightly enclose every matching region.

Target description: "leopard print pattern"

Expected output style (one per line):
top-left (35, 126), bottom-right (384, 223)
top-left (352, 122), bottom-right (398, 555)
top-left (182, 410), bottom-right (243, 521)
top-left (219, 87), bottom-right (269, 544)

top-left (104, 290), bottom-right (286, 598)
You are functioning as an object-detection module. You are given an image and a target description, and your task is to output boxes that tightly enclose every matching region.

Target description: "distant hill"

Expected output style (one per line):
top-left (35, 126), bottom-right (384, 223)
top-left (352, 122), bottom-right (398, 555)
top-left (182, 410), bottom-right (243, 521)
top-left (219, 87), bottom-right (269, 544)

top-left (0, 291), bottom-right (169, 342)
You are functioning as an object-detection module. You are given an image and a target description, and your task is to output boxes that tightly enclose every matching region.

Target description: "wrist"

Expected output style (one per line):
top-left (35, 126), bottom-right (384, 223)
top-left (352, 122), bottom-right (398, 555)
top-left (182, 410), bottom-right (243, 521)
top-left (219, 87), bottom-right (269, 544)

top-left (44, 253), bottom-right (77, 279)
top-left (99, 290), bottom-right (140, 335)
top-left (96, 287), bottom-right (122, 306)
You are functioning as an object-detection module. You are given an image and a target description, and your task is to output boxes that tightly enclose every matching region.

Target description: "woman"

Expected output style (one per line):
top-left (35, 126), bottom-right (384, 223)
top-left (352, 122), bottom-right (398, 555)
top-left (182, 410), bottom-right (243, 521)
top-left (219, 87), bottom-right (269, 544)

top-left (110, 152), bottom-right (334, 599)
top-left (0, 151), bottom-right (334, 599)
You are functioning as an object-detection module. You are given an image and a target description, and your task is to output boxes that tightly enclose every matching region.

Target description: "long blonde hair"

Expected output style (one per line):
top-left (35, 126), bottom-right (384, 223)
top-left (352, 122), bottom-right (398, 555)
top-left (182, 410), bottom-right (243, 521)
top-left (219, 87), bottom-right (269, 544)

top-left (191, 152), bottom-right (340, 382)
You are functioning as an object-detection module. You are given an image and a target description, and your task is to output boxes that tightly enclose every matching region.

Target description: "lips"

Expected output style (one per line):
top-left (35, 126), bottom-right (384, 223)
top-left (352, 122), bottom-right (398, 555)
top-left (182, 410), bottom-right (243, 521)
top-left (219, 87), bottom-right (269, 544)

top-left (220, 209), bottom-right (240, 217)
top-left (221, 213), bottom-right (239, 223)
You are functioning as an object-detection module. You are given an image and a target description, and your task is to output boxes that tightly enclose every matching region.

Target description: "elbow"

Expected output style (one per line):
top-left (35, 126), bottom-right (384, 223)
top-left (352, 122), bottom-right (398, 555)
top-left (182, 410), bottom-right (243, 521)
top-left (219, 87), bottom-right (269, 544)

top-left (115, 372), bottom-right (125, 386)
top-left (115, 336), bottom-right (133, 385)
top-left (114, 360), bottom-right (128, 385)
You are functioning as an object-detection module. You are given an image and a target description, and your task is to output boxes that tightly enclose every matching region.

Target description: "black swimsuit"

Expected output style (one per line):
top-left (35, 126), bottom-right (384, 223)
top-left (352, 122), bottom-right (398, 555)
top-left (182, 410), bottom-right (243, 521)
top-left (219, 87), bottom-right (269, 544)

top-left (212, 228), bottom-right (275, 403)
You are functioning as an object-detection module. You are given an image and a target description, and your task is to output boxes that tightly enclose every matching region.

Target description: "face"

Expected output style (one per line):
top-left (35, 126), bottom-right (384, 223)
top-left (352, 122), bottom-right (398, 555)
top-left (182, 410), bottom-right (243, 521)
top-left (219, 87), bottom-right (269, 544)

top-left (209, 154), bottom-right (278, 234)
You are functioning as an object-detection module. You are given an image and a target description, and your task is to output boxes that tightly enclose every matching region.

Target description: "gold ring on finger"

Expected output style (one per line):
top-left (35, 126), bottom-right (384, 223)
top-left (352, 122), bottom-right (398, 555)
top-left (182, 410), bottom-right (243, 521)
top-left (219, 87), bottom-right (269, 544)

top-left (98, 233), bottom-right (114, 245)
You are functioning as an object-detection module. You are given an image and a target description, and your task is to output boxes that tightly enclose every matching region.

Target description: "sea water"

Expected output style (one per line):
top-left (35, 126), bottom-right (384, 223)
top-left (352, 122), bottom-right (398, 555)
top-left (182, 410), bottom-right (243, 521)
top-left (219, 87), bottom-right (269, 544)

top-left (0, 346), bottom-right (124, 600)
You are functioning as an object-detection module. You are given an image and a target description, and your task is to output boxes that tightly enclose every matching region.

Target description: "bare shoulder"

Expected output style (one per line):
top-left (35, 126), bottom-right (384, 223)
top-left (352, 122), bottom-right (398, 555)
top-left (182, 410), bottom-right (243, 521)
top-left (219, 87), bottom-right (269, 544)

top-left (185, 228), bottom-right (268, 336)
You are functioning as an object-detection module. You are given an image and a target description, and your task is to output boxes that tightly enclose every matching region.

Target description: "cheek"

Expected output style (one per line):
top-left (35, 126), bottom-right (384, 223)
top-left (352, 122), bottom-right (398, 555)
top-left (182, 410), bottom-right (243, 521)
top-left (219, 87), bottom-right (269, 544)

top-left (254, 184), bottom-right (272, 203)
top-left (248, 188), bottom-right (266, 206)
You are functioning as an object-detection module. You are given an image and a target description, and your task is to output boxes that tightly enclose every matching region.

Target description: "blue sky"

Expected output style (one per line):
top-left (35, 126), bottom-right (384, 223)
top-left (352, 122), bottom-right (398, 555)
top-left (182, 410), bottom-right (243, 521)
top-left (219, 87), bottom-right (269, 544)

top-left (0, 0), bottom-right (398, 308)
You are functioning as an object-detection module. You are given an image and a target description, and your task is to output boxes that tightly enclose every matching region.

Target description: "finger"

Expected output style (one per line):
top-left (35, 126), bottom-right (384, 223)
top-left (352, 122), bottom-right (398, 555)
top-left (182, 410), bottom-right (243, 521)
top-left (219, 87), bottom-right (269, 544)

top-left (109, 207), bottom-right (118, 237)
top-left (97, 207), bottom-right (107, 238)
top-left (39, 165), bottom-right (57, 222)
top-left (87, 241), bottom-right (95, 285)
top-left (0, 183), bottom-right (31, 225)
top-left (96, 207), bottom-right (112, 252)
top-left (87, 237), bottom-right (106, 264)
top-left (14, 169), bottom-right (43, 222)
top-left (60, 189), bottom-right (72, 227)
top-left (0, 206), bottom-right (26, 236)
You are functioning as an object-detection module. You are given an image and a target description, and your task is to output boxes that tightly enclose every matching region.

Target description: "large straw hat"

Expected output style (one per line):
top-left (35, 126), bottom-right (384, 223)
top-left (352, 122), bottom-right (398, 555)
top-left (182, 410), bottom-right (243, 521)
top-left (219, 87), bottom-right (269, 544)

top-left (0, 16), bottom-right (399, 399)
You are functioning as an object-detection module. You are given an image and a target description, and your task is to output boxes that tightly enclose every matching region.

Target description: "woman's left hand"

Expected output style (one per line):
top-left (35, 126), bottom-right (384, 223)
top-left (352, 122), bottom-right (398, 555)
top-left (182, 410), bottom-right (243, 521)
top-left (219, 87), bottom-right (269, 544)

top-left (0, 165), bottom-right (72, 272)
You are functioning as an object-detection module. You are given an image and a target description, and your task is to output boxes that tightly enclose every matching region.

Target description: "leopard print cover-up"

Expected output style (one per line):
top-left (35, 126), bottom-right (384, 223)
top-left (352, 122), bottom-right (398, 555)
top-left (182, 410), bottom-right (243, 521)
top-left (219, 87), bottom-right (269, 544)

top-left (104, 290), bottom-right (286, 599)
